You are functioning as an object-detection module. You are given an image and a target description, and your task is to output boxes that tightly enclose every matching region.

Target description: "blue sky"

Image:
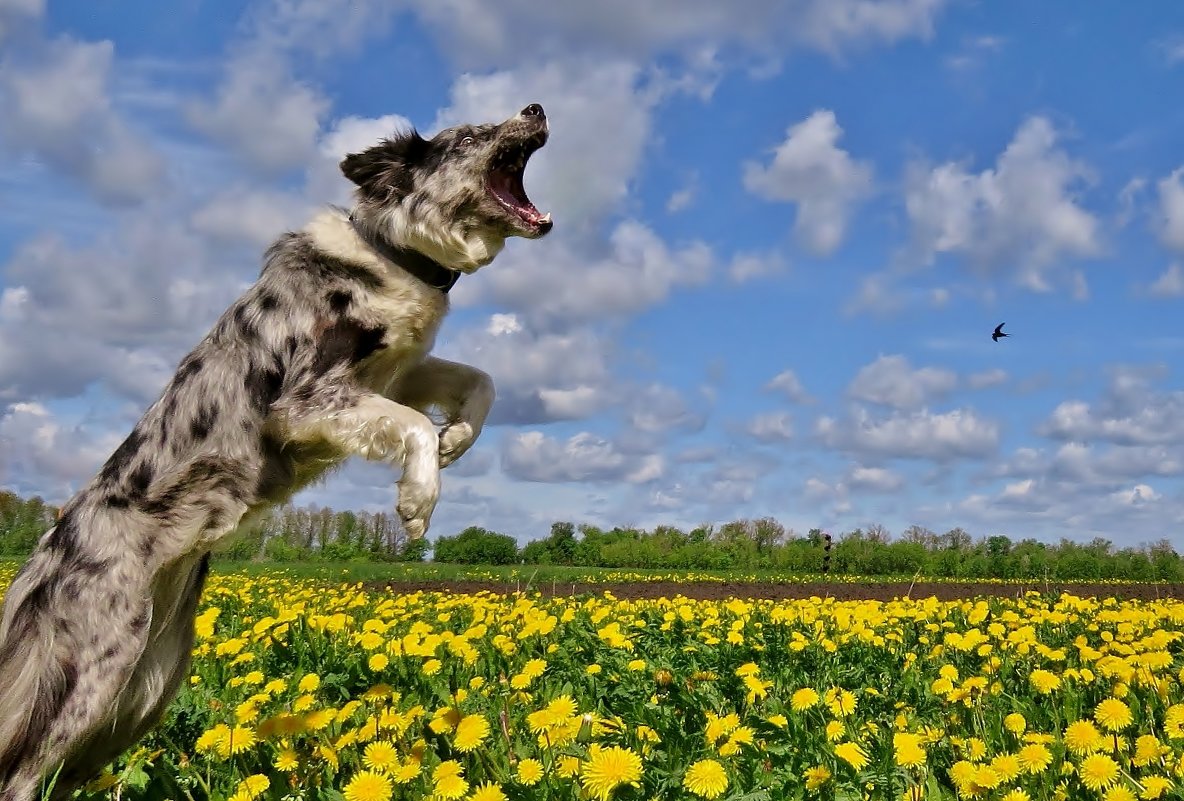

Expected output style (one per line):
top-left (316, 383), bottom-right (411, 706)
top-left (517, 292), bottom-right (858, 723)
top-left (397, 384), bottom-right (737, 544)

top-left (3, 0), bottom-right (1184, 548)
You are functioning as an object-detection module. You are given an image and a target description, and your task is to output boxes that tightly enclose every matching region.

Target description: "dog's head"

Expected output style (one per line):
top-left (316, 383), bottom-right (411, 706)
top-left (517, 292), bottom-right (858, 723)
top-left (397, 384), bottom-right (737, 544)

top-left (341, 104), bottom-right (552, 271)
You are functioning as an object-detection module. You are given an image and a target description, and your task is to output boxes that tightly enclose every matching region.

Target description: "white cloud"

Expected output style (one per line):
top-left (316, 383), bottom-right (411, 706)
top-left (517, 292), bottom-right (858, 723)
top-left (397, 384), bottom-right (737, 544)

top-left (903, 116), bottom-right (1100, 289)
top-left (1148, 263), bottom-right (1184, 298)
top-left (848, 465), bottom-right (904, 492)
top-left (0, 401), bottom-right (123, 499)
top-left (408, 0), bottom-right (949, 70)
top-left (728, 250), bottom-right (787, 283)
top-left (502, 431), bottom-right (664, 484)
top-left (765, 369), bottom-right (812, 403)
top-left (816, 406), bottom-right (1000, 461)
top-left (743, 110), bottom-right (874, 255)
top-left (1040, 385), bottom-right (1184, 447)
top-left (0, 36), bottom-right (165, 203)
top-left (666, 174), bottom-right (697, 213)
top-left (437, 321), bottom-right (616, 425)
top-left (746, 411), bottom-right (794, 442)
top-left (185, 53), bottom-right (330, 172)
top-left (190, 185), bottom-right (315, 248)
top-left (967, 368), bottom-right (1008, 390)
top-left (471, 219), bottom-right (715, 329)
top-left (848, 354), bottom-right (957, 409)
top-left (626, 384), bottom-right (706, 435)
top-left (0, 221), bottom-right (242, 402)
top-left (1156, 167), bottom-right (1184, 253)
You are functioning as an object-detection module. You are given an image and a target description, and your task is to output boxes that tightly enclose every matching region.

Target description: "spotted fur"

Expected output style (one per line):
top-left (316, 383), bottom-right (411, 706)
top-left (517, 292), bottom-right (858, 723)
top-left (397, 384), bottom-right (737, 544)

top-left (0, 103), bottom-right (552, 800)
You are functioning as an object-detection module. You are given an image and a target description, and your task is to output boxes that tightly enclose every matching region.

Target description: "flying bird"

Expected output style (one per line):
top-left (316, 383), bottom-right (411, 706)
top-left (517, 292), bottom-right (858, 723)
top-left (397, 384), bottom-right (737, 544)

top-left (992, 322), bottom-right (1009, 342)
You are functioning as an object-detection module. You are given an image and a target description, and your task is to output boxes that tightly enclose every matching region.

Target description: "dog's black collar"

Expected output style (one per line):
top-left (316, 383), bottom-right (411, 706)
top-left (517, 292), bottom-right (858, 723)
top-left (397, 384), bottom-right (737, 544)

top-left (348, 213), bottom-right (461, 294)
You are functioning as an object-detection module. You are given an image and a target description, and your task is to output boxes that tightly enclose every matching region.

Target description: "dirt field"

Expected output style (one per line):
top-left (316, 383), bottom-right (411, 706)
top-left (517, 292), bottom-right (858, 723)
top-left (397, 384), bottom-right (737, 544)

top-left (370, 579), bottom-right (1184, 602)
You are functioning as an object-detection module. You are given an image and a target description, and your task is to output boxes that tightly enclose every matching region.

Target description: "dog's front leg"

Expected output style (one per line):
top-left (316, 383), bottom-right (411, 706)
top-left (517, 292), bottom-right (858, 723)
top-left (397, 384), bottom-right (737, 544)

top-left (392, 356), bottom-right (495, 468)
top-left (281, 390), bottom-right (440, 538)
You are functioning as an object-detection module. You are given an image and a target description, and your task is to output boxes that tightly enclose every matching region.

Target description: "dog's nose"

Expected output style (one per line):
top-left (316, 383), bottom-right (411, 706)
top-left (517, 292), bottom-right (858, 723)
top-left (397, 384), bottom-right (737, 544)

top-left (521, 103), bottom-right (545, 119)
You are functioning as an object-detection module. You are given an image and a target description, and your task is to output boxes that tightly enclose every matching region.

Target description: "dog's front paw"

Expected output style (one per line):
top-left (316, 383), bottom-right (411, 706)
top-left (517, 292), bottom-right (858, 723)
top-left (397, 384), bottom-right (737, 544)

top-left (438, 421), bottom-right (477, 468)
top-left (397, 469), bottom-right (439, 541)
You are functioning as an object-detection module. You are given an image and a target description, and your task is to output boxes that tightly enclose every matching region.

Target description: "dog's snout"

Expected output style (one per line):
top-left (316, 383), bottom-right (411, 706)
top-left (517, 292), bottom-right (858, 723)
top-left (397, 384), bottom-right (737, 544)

top-left (521, 103), bottom-right (545, 119)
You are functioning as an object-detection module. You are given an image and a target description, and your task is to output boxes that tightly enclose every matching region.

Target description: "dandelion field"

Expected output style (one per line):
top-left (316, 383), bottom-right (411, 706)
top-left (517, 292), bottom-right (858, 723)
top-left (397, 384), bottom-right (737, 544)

top-left (4, 564), bottom-right (1184, 800)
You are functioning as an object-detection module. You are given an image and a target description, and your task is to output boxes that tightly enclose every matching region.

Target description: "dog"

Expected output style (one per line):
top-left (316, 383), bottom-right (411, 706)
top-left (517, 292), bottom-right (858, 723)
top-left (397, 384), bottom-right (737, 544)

top-left (0, 102), bottom-right (552, 801)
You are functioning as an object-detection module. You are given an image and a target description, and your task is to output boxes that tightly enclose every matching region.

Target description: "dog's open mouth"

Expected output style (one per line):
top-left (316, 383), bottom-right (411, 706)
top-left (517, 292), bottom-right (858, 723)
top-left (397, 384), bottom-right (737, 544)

top-left (487, 133), bottom-right (552, 234)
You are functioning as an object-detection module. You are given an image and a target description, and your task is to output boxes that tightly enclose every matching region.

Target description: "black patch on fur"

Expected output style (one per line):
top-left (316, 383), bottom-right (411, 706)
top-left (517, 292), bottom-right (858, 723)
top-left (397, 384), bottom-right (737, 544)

top-left (263, 232), bottom-right (385, 290)
top-left (258, 292), bottom-right (279, 312)
top-left (312, 250), bottom-right (385, 291)
top-left (98, 428), bottom-right (146, 483)
top-left (255, 435), bottom-right (297, 502)
top-left (173, 355), bottom-right (204, 388)
top-left (327, 289), bottom-right (353, 312)
top-left (128, 461), bottom-right (154, 496)
top-left (189, 401), bottom-right (219, 442)
top-left (340, 129), bottom-right (434, 200)
top-left (313, 318), bottom-right (386, 374)
top-left (140, 456), bottom-right (251, 519)
top-left (106, 493), bottom-right (131, 509)
top-left (233, 303), bottom-right (258, 342)
top-left (44, 515), bottom-right (79, 560)
top-left (246, 366), bottom-right (284, 415)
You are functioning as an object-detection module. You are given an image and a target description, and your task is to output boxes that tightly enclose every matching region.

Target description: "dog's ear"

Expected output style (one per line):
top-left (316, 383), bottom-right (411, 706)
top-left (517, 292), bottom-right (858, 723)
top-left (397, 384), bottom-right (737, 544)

top-left (340, 129), bottom-right (431, 199)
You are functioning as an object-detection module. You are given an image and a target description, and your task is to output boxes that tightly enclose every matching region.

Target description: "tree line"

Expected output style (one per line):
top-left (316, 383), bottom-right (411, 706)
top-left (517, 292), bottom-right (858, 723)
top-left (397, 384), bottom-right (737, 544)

top-left (2, 489), bottom-right (1182, 581)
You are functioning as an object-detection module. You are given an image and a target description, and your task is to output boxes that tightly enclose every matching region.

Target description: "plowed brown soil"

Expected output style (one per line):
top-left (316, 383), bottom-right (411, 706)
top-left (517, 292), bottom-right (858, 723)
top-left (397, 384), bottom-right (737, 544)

top-left (369, 579), bottom-right (1184, 602)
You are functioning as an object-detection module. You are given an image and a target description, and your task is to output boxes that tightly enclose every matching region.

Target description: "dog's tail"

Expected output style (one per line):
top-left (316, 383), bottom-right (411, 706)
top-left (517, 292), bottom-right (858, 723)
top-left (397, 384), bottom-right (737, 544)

top-left (0, 549), bottom-right (68, 798)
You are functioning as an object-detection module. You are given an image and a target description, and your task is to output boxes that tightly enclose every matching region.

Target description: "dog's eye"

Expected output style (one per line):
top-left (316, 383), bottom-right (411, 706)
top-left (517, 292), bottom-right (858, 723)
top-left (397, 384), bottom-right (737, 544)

top-left (460, 136), bottom-right (474, 147)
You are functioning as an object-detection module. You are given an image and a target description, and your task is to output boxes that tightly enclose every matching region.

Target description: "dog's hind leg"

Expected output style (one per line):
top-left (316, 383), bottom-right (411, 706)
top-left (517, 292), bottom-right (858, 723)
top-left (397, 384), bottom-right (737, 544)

top-left (41, 553), bottom-right (213, 798)
top-left (0, 548), bottom-right (155, 801)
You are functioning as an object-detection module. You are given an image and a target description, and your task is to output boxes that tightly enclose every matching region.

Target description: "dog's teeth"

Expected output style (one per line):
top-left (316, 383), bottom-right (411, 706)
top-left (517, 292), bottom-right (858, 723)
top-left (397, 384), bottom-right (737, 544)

top-left (539, 212), bottom-right (552, 224)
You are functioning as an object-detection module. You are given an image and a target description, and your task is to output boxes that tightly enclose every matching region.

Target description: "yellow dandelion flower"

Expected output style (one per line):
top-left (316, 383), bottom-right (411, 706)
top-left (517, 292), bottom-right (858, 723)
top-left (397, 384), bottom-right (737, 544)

top-left (1018, 743), bottom-right (1052, 774)
top-left (1030, 669), bottom-right (1060, 694)
top-left (453, 714), bottom-right (491, 752)
top-left (432, 761), bottom-right (468, 800)
top-left (469, 782), bottom-right (507, 801)
top-left (835, 742), bottom-right (870, 772)
top-left (791, 688), bottom-right (820, 711)
top-left (1095, 698), bottom-right (1133, 732)
top-left (1140, 776), bottom-right (1173, 799)
top-left (343, 769), bottom-right (392, 801)
top-left (237, 775), bottom-right (270, 800)
top-left (393, 760), bottom-right (420, 784)
top-left (1004, 713), bottom-right (1027, 735)
top-left (275, 748), bottom-right (299, 772)
top-left (580, 744), bottom-right (643, 801)
top-left (683, 758), bottom-right (728, 799)
top-left (1079, 753), bottom-right (1120, 792)
top-left (803, 765), bottom-right (831, 790)
top-left (1134, 735), bottom-right (1163, 766)
top-left (516, 758), bottom-right (544, 786)
top-left (363, 741), bottom-right (399, 773)
top-left (298, 673), bottom-right (320, 693)
top-left (1102, 786), bottom-right (1137, 801)
top-left (1065, 720), bottom-right (1105, 755)
top-left (893, 732), bottom-right (926, 768)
